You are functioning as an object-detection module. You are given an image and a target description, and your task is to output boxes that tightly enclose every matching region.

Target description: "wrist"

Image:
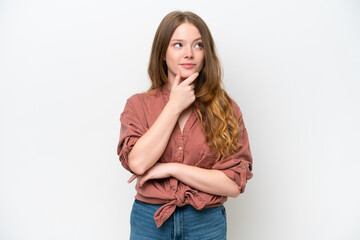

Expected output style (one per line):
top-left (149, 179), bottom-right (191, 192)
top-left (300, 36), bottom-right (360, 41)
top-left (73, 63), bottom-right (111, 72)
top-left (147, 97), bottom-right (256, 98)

top-left (166, 100), bottom-right (182, 116)
top-left (169, 163), bottom-right (180, 177)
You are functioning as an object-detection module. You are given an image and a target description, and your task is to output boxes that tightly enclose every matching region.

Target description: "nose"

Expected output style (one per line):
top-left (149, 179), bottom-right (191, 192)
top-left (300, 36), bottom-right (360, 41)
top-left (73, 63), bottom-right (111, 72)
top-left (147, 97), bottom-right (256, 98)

top-left (184, 46), bottom-right (193, 59)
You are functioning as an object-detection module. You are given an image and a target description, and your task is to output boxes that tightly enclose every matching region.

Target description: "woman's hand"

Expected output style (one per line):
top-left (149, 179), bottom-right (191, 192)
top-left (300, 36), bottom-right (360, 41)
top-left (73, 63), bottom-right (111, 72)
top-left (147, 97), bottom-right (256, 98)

top-left (127, 163), bottom-right (175, 188)
top-left (168, 71), bottom-right (198, 113)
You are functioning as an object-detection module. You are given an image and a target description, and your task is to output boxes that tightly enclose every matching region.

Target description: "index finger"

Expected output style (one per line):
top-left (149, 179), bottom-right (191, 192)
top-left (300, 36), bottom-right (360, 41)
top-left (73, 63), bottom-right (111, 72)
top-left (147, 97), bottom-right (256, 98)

top-left (180, 72), bottom-right (199, 86)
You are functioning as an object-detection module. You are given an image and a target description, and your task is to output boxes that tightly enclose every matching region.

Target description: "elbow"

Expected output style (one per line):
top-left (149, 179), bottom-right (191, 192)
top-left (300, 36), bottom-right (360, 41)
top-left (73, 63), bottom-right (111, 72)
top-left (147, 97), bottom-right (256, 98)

top-left (128, 155), bottom-right (147, 176)
top-left (129, 160), bottom-right (146, 176)
top-left (219, 172), bottom-right (242, 198)
top-left (226, 181), bottom-right (241, 198)
top-left (228, 188), bottom-right (241, 198)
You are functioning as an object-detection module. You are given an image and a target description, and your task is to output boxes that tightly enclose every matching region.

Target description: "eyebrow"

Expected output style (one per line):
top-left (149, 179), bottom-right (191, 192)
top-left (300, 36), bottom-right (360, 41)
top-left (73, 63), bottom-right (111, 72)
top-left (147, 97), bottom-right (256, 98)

top-left (171, 37), bottom-right (202, 42)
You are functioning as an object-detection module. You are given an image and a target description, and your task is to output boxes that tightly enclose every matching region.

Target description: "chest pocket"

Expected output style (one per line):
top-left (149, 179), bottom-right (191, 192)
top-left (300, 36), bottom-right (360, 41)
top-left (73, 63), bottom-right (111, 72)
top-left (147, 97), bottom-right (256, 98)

top-left (194, 143), bottom-right (219, 169)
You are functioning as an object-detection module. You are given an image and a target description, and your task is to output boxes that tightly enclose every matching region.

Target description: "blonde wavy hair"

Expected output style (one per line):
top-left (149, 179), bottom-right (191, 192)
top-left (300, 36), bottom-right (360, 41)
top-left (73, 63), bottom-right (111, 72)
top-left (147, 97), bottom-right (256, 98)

top-left (147, 11), bottom-right (241, 161)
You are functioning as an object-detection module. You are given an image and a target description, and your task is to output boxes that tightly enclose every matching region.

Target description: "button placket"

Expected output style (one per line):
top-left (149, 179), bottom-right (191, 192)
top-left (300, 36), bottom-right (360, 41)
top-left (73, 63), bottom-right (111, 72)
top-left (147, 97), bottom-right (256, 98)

top-left (177, 145), bottom-right (184, 163)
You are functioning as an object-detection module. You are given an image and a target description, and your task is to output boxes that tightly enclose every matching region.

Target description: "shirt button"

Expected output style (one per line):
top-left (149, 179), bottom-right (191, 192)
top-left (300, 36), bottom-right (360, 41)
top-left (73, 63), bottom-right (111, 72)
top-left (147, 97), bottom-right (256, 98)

top-left (178, 147), bottom-right (182, 151)
top-left (241, 165), bottom-right (246, 169)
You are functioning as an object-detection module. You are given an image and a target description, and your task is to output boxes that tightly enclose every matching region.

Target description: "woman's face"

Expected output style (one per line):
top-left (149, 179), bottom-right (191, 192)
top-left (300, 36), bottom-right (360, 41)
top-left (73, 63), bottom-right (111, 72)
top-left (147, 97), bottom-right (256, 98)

top-left (165, 22), bottom-right (205, 81)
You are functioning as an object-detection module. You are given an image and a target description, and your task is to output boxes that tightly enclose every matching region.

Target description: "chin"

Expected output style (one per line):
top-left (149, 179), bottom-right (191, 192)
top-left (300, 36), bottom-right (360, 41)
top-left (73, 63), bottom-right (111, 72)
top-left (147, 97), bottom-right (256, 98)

top-left (180, 70), bottom-right (197, 79)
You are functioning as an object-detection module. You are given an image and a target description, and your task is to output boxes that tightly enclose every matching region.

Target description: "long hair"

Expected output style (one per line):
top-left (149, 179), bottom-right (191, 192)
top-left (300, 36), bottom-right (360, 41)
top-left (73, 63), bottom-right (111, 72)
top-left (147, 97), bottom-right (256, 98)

top-left (147, 11), bottom-right (241, 161)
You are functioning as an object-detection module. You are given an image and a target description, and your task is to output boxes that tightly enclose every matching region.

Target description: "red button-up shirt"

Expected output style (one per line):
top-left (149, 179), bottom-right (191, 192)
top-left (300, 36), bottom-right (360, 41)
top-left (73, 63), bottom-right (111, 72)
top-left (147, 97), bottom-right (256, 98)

top-left (117, 85), bottom-right (253, 227)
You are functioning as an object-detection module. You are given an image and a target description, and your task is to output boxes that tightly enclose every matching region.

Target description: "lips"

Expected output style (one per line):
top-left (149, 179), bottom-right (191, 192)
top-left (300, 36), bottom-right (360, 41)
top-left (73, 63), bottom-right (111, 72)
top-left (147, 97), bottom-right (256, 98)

top-left (180, 63), bottom-right (195, 69)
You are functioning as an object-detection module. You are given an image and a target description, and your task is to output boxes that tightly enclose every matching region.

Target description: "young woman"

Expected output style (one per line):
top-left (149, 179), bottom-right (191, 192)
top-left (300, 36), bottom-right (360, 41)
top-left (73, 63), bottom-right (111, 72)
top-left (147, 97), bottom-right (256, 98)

top-left (117, 10), bottom-right (253, 240)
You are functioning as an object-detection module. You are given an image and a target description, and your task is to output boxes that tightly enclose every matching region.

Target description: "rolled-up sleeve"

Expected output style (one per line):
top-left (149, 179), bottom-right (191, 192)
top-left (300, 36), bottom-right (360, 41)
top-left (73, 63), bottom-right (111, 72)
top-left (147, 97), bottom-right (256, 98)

top-left (211, 102), bottom-right (253, 194)
top-left (117, 96), bottom-right (147, 173)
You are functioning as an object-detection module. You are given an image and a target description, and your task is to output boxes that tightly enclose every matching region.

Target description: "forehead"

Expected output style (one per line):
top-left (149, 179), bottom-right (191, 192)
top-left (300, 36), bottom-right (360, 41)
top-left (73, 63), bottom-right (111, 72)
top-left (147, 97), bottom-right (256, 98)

top-left (170, 23), bottom-right (202, 39)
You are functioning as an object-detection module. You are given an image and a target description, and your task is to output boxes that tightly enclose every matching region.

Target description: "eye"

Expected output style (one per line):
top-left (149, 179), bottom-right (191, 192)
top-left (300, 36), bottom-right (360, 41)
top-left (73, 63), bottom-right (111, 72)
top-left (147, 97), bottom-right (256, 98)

top-left (174, 43), bottom-right (182, 47)
top-left (195, 42), bottom-right (203, 48)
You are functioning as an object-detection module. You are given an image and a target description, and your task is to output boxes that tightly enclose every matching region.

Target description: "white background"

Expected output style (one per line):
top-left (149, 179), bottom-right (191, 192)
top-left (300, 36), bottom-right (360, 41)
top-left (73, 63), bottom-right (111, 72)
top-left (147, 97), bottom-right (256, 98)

top-left (1, 0), bottom-right (359, 239)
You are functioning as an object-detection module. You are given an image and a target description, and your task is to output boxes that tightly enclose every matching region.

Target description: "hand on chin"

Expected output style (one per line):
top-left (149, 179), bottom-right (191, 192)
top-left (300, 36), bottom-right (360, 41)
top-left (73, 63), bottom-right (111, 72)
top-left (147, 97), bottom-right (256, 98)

top-left (179, 70), bottom-right (196, 80)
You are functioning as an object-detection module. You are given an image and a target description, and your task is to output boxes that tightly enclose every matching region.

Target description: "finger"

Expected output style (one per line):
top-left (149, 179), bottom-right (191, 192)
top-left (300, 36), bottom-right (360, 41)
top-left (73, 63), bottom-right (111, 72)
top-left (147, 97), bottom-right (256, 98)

top-left (172, 71), bottom-right (181, 89)
top-left (127, 174), bottom-right (137, 183)
top-left (138, 176), bottom-right (147, 188)
top-left (136, 176), bottom-right (141, 188)
top-left (181, 72), bottom-right (199, 86)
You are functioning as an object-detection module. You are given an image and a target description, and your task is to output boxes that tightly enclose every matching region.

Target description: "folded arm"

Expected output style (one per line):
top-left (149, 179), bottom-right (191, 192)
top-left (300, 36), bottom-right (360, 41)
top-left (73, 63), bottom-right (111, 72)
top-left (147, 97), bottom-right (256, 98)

top-left (128, 162), bottom-right (241, 198)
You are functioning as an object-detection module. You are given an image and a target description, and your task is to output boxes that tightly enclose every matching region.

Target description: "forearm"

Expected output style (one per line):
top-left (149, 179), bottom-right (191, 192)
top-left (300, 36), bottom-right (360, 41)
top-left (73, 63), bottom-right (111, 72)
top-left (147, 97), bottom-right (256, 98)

top-left (170, 163), bottom-right (240, 198)
top-left (128, 102), bottom-right (181, 175)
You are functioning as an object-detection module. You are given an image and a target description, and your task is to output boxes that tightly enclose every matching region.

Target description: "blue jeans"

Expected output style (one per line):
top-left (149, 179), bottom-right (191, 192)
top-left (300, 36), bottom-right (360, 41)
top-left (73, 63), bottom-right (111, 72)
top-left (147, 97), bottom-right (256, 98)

top-left (130, 199), bottom-right (227, 240)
